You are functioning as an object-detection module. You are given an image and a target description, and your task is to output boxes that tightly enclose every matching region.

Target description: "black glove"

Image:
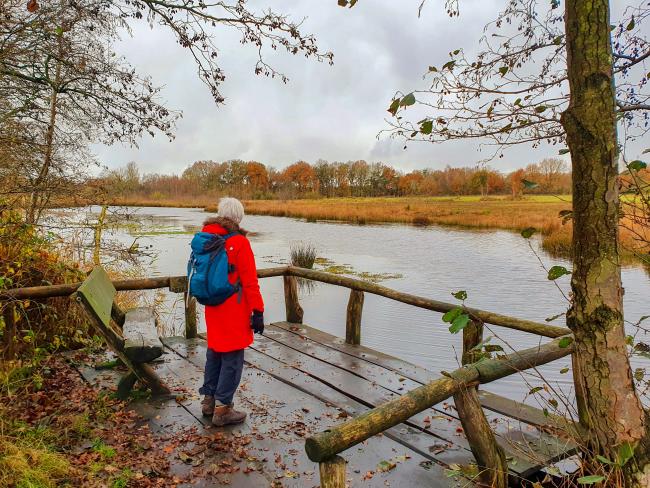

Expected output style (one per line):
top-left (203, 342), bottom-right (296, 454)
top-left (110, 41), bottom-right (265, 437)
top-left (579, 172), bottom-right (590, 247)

top-left (251, 310), bottom-right (264, 334)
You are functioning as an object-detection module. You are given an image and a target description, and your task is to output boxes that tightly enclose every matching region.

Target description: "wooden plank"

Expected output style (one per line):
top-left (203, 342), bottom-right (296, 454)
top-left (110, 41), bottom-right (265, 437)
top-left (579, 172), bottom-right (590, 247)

top-left (274, 322), bottom-right (579, 444)
top-left (184, 336), bottom-right (486, 472)
top-left (162, 337), bottom-right (467, 487)
top-left (123, 307), bottom-right (164, 363)
top-left (478, 390), bottom-right (578, 435)
top-left (263, 324), bottom-right (575, 477)
top-left (272, 321), bottom-right (435, 384)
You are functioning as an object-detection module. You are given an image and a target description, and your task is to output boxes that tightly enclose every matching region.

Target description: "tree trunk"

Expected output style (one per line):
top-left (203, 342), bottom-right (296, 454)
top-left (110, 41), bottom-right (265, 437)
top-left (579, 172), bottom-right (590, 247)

top-left (561, 0), bottom-right (648, 483)
top-left (26, 33), bottom-right (63, 224)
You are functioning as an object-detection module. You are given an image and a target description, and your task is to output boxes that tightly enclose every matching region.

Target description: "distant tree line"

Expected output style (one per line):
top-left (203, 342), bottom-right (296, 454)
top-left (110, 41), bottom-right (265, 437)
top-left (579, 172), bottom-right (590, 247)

top-left (98, 157), bottom-right (572, 201)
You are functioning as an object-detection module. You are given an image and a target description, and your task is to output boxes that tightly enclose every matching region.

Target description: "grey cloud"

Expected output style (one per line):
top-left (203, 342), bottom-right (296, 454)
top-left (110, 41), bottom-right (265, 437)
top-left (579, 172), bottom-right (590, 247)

top-left (92, 1), bottom-right (645, 176)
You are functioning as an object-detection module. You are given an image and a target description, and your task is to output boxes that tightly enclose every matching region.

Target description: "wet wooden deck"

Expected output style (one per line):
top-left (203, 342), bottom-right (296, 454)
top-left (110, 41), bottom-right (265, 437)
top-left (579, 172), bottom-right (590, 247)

top-left (70, 321), bottom-right (577, 487)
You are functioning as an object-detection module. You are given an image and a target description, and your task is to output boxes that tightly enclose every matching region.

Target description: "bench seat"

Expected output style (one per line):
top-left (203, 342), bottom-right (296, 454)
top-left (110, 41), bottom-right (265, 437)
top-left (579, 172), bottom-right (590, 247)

top-left (123, 307), bottom-right (164, 363)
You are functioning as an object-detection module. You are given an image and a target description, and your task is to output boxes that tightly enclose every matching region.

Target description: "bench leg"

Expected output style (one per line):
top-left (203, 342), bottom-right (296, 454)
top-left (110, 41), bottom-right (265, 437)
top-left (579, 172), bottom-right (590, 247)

top-left (135, 363), bottom-right (171, 396)
top-left (117, 372), bottom-right (138, 399)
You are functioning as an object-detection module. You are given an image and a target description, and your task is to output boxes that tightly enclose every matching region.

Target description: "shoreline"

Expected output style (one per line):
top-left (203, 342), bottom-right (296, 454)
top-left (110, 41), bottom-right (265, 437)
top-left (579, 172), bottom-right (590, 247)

top-left (90, 195), bottom-right (646, 265)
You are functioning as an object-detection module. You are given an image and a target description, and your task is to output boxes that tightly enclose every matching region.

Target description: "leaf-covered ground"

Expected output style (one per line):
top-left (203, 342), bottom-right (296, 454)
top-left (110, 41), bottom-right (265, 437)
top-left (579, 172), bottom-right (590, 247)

top-left (0, 355), bottom-right (181, 487)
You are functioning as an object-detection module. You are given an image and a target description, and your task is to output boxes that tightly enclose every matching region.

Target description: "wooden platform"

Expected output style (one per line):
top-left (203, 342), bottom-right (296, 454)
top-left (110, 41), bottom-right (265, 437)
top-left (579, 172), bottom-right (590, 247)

top-left (69, 321), bottom-right (578, 487)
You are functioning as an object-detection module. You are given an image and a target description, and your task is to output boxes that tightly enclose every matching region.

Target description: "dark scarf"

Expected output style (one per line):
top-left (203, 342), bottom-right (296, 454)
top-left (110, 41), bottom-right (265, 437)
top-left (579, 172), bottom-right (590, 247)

top-left (203, 216), bottom-right (248, 236)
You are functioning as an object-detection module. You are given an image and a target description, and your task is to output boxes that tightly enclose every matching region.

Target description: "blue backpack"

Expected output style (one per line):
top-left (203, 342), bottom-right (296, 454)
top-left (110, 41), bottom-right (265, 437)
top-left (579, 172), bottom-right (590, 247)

top-left (187, 232), bottom-right (240, 306)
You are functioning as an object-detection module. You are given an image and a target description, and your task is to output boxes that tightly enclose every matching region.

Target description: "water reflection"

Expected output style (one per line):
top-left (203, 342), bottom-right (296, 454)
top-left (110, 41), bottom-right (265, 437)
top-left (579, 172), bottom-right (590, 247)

top-left (59, 206), bottom-right (650, 405)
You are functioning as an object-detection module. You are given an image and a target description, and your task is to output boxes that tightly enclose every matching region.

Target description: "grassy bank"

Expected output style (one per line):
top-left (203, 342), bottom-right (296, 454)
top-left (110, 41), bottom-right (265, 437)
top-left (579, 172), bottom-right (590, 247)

top-left (237, 195), bottom-right (577, 256)
top-left (106, 194), bottom-right (647, 263)
top-left (238, 195), bottom-right (649, 263)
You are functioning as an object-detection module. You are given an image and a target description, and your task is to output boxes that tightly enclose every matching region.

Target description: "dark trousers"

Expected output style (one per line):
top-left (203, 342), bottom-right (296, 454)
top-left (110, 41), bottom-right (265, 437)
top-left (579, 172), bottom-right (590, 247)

top-left (199, 348), bottom-right (245, 405)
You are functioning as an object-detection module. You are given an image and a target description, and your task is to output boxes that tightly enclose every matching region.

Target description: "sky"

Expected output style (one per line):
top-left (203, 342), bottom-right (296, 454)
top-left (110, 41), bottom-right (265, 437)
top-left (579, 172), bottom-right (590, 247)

top-left (93, 0), bottom-right (646, 176)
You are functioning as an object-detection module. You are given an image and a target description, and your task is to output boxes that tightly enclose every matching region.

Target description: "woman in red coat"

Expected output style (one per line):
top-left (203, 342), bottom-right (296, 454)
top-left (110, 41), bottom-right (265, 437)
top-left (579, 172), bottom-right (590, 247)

top-left (198, 198), bottom-right (264, 426)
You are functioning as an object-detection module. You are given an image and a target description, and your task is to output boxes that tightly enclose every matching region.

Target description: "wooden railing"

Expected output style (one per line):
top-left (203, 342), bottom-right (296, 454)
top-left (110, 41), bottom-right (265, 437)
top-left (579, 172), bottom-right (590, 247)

top-left (1, 265), bottom-right (577, 487)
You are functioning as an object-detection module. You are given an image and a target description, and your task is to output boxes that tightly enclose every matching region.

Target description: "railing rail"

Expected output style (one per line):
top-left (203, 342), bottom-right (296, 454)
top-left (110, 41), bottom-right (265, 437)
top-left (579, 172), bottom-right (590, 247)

top-left (0, 265), bottom-right (568, 338)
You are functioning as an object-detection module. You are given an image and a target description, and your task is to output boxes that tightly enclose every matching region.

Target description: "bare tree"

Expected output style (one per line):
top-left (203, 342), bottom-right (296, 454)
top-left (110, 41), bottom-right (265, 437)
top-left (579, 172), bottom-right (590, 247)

top-left (1, 0), bottom-right (333, 221)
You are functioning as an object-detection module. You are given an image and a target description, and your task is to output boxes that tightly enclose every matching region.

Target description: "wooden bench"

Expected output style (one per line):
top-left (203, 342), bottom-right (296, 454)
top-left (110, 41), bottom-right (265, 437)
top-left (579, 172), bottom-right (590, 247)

top-left (73, 267), bottom-right (170, 399)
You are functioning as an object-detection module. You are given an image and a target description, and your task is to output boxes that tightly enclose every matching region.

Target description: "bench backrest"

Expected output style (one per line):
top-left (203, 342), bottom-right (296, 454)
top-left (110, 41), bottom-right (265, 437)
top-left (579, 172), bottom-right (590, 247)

top-left (76, 267), bottom-right (117, 328)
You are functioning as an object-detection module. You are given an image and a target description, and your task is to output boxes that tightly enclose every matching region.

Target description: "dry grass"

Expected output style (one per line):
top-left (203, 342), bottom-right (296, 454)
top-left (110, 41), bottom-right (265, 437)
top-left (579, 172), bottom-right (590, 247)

top-left (238, 196), bottom-right (644, 261)
top-left (0, 436), bottom-right (71, 488)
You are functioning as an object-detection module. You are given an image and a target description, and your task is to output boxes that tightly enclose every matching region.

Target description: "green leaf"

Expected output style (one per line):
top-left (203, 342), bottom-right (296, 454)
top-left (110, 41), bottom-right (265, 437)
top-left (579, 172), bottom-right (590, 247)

top-left (498, 66), bottom-right (509, 76)
top-left (521, 227), bottom-right (536, 238)
top-left (522, 179), bottom-right (539, 189)
top-left (617, 441), bottom-right (634, 466)
top-left (442, 307), bottom-right (463, 324)
top-left (449, 313), bottom-right (470, 334)
top-left (596, 455), bottom-right (615, 465)
top-left (577, 475), bottom-right (606, 484)
top-left (452, 290), bottom-right (467, 301)
top-left (428, 65), bottom-right (438, 72)
top-left (529, 386), bottom-right (543, 394)
top-left (558, 148), bottom-right (570, 155)
top-left (626, 16), bottom-right (635, 31)
top-left (535, 105), bottom-right (547, 113)
top-left (628, 160), bottom-right (647, 171)
top-left (377, 460), bottom-right (397, 472)
top-left (442, 60), bottom-right (456, 71)
top-left (400, 93), bottom-right (416, 107)
top-left (547, 265), bottom-right (571, 280)
top-left (560, 367), bottom-right (569, 374)
top-left (55, 26), bottom-right (63, 36)
top-left (388, 99), bottom-right (400, 116)
top-left (420, 120), bottom-right (433, 135)
top-left (559, 337), bottom-right (574, 348)
top-left (514, 98), bottom-right (522, 106)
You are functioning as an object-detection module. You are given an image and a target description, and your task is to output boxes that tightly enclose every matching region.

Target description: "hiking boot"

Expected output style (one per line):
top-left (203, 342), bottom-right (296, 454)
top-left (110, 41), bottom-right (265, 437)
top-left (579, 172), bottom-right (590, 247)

top-left (212, 404), bottom-right (246, 427)
top-left (201, 395), bottom-right (215, 417)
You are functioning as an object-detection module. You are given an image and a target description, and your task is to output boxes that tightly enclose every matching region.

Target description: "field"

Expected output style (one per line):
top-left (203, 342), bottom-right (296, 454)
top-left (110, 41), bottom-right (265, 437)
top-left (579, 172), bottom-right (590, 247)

top-left (231, 195), bottom-right (646, 263)
top-left (111, 194), bottom-right (647, 262)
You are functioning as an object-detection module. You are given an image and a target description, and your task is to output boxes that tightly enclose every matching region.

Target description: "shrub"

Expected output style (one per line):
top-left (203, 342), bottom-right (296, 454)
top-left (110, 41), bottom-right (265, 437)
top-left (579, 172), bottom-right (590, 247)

top-left (0, 210), bottom-right (89, 360)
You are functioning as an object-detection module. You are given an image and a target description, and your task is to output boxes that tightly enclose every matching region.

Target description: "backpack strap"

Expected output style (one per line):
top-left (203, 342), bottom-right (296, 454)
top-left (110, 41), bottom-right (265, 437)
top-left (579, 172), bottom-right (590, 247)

top-left (223, 232), bottom-right (239, 273)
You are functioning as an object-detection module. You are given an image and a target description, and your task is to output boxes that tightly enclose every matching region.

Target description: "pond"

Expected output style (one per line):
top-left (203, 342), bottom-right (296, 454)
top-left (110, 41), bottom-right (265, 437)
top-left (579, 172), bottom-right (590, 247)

top-left (58, 206), bottom-right (650, 407)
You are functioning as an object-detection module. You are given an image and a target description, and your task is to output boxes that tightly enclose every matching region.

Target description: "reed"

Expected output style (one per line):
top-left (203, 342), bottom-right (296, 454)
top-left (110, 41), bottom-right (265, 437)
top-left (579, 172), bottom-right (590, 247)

top-left (240, 196), bottom-right (644, 262)
top-left (290, 241), bottom-right (317, 269)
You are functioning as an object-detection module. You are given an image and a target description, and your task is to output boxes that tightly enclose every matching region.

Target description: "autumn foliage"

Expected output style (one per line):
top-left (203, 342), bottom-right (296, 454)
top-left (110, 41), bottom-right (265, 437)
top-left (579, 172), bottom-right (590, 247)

top-left (98, 157), bottom-right (572, 204)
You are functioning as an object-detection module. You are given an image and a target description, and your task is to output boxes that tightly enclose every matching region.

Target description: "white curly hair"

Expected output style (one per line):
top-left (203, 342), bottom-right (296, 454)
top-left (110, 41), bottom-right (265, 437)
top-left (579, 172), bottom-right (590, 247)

top-left (217, 197), bottom-right (245, 224)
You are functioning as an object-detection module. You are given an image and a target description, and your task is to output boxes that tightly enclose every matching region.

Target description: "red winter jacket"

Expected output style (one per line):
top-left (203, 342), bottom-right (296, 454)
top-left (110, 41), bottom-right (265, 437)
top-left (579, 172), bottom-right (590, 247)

top-left (202, 223), bottom-right (264, 352)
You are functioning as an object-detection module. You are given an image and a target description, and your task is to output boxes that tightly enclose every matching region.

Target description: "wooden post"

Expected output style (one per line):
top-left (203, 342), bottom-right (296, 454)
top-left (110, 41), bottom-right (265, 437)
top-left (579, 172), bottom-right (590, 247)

top-left (283, 275), bottom-right (304, 324)
top-left (461, 319), bottom-right (484, 365)
top-left (345, 290), bottom-right (363, 345)
top-left (319, 455), bottom-right (346, 488)
top-left (454, 319), bottom-right (507, 487)
top-left (184, 293), bottom-right (197, 339)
